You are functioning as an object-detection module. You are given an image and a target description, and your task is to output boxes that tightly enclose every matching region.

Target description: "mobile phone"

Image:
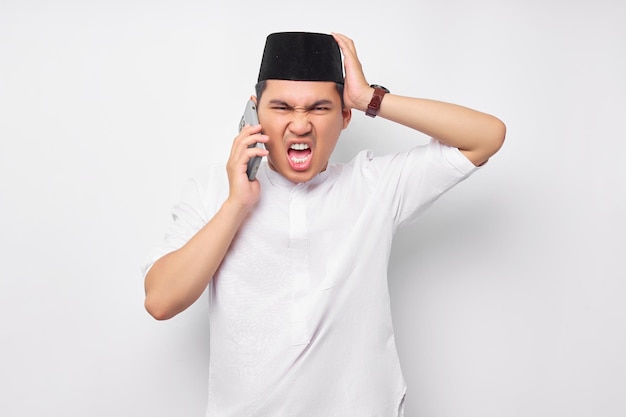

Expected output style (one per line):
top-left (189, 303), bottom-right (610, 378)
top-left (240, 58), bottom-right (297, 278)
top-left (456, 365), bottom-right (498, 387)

top-left (238, 100), bottom-right (265, 181)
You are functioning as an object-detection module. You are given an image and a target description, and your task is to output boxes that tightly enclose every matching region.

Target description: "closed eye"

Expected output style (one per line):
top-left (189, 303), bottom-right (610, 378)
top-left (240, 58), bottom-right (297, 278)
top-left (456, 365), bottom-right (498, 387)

top-left (308, 100), bottom-right (334, 114)
top-left (268, 100), bottom-right (292, 112)
top-left (267, 99), bottom-right (335, 114)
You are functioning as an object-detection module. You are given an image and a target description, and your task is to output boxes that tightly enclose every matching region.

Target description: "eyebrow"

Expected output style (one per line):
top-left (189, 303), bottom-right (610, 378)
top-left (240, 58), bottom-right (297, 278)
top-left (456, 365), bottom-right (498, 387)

top-left (268, 99), bottom-right (335, 108)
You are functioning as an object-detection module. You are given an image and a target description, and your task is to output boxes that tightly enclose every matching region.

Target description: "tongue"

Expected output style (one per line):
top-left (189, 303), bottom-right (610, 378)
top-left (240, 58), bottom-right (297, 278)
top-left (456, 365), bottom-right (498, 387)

top-left (288, 148), bottom-right (311, 159)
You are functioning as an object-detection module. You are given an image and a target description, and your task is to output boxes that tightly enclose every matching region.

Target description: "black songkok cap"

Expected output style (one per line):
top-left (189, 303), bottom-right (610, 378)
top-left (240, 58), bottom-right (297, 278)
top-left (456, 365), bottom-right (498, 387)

top-left (257, 32), bottom-right (344, 85)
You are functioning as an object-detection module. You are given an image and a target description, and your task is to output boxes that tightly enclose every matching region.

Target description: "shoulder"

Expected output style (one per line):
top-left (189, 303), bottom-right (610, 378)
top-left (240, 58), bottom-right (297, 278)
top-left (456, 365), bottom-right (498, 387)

top-left (342, 140), bottom-right (479, 188)
top-left (178, 164), bottom-right (229, 217)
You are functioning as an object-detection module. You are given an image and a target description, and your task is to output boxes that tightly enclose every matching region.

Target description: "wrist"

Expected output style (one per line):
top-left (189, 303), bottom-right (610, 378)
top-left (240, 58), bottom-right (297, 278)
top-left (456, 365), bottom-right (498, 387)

top-left (222, 197), bottom-right (254, 222)
top-left (353, 86), bottom-right (375, 112)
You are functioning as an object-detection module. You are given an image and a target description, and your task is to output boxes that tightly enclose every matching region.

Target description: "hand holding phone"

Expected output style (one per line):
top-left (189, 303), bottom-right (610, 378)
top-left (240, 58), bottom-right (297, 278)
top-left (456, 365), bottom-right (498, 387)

top-left (238, 100), bottom-right (265, 181)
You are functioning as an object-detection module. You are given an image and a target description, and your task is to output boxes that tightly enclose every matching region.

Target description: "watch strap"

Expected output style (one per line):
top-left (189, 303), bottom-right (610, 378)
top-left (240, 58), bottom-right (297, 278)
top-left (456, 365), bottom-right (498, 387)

top-left (365, 85), bottom-right (389, 118)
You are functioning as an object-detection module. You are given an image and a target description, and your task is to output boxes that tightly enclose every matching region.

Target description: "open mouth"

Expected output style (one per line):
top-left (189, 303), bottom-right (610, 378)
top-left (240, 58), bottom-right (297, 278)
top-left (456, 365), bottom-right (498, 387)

top-left (287, 143), bottom-right (312, 170)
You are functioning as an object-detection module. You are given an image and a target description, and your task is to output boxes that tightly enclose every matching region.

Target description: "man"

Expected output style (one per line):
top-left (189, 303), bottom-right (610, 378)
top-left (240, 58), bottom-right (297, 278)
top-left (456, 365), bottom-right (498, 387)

top-left (143, 32), bottom-right (505, 416)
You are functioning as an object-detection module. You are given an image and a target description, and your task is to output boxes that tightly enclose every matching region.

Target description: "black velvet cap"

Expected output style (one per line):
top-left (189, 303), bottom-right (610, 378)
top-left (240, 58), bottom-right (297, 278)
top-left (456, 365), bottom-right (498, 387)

top-left (257, 32), bottom-right (344, 84)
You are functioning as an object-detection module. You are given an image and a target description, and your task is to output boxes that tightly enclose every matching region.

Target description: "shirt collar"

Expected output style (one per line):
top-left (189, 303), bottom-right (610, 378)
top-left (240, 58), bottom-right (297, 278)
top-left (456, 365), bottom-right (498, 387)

top-left (262, 162), bottom-right (332, 189)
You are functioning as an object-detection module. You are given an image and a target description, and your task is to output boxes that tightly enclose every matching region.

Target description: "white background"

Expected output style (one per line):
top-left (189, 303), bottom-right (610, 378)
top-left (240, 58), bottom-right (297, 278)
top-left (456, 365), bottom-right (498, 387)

top-left (1, 1), bottom-right (624, 416)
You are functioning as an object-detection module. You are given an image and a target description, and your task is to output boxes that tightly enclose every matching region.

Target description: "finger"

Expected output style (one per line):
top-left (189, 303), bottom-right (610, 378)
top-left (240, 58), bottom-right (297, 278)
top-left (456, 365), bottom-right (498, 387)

top-left (332, 33), bottom-right (357, 59)
top-left (233, 125), bottom-right (265, 150)
top-left (227, 143), bottom-right (268, 185)
top-left (230, 132), bottom-right (268, 163)
top-left (244, 145), bottom-right (269, 161)
top-left (243, 134), bottom-right (269, 151)
top-left (238, 123), bottom-right (263, 137)
top-left (332, 33), bottom-right (363, 77)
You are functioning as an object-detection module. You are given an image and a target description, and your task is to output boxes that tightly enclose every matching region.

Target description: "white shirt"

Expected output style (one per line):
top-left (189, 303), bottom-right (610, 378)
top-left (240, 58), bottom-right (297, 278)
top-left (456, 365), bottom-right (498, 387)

top-left (144, 139), bottom-right (478, 417)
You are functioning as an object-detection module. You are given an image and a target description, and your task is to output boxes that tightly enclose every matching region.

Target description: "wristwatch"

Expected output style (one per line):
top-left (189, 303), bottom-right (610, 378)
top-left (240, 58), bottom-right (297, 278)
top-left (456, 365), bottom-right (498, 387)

top-left (365, 84), bottom-right (390, 118)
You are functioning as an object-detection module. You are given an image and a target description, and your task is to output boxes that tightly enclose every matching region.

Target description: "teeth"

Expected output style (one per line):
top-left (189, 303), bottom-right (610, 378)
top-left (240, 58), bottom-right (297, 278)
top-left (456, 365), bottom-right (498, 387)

top-left (291, 157), bottom-right (308, 163)
top-left (290, 143), bottom-right (310, 150)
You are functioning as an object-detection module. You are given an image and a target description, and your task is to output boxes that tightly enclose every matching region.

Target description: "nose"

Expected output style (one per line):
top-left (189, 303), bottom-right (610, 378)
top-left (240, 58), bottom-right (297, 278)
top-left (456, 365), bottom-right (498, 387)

top-left (288, 108), bottom-right (312, 136)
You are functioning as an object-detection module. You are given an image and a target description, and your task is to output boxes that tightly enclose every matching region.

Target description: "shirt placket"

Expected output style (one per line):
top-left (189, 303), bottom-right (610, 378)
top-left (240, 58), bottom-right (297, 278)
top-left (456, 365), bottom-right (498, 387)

top-left (289, 184), bottom-right (311, 346)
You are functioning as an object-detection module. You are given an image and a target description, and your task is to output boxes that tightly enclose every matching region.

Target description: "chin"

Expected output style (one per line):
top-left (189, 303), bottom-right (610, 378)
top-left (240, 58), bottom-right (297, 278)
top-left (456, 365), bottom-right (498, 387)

top-left (284, 170), bottom-right (317, 184)
top-left (269, 159), bottom-right (320, 184)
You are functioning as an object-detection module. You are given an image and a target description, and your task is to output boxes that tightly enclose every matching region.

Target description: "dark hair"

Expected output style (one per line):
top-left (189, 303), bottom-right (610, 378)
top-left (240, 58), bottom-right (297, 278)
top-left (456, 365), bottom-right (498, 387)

top-left (254, 80), bottom-right (345, 108)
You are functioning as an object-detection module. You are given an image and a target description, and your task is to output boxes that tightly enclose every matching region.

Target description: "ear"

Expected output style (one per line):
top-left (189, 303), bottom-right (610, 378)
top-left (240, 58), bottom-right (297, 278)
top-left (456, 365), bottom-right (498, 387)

top-left (341, 107), bottom-right (352, 130)
top-left (251, 95), bottom-right (258, 105)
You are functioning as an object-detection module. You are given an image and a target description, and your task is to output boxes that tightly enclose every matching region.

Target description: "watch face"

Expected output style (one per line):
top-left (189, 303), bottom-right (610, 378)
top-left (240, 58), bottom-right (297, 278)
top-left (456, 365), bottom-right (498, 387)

top-left (370, 84), bottom-right (390, 93)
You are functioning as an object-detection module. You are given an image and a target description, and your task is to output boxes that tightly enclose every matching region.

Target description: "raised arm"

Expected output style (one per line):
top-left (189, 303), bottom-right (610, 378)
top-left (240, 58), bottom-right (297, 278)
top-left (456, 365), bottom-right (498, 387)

top-left (332, 33), bottom-right (505, 166)
top-left (144, 123), bottom-right (268, 320)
